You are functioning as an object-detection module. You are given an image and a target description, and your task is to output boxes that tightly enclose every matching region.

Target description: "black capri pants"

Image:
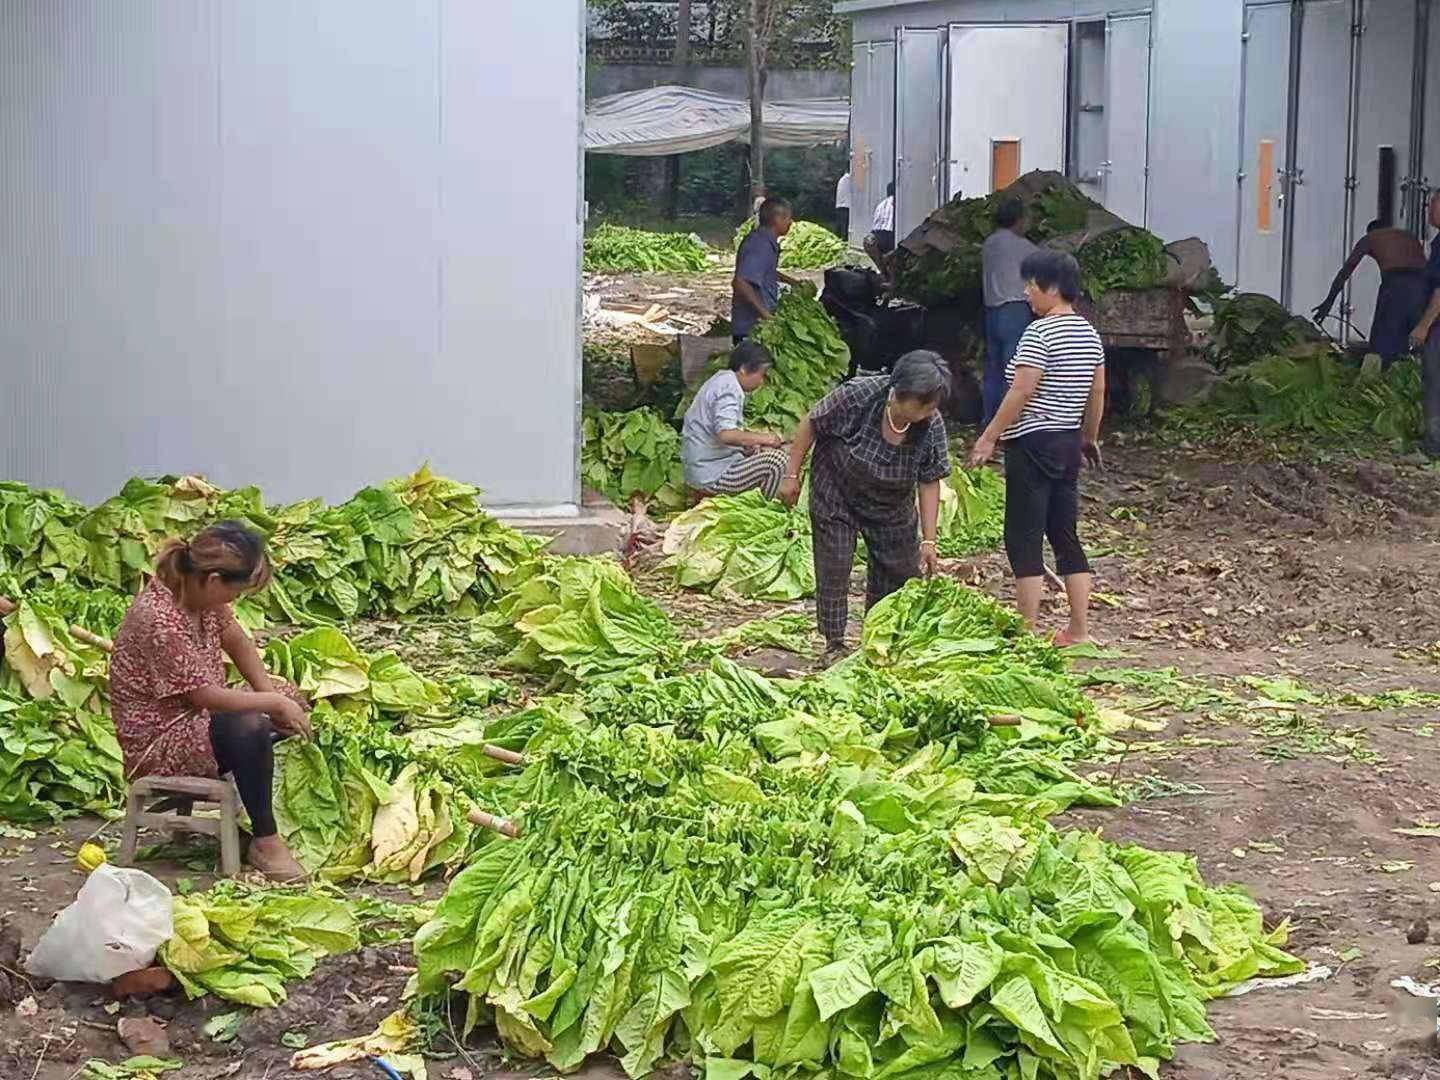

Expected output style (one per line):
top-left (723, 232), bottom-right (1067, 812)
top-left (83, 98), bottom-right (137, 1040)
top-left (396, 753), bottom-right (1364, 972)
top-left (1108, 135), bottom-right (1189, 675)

top-left (1003, 431), bottom-right (1091, 579)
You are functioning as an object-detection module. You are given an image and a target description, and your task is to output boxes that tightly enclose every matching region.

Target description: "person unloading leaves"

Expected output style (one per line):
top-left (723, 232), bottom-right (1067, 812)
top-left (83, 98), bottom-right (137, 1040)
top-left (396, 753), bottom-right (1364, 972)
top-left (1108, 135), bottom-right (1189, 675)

top-left (732, 197), bottom-right (797, 342)
top-left (109, 522), bottom-right (312, 880)
top-left (1313, 219), bottom-right (1427, 364)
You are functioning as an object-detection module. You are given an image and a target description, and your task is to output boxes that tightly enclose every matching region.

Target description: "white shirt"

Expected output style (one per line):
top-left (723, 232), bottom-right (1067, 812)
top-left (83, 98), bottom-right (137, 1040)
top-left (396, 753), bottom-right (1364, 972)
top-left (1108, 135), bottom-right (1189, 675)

top-left (872, 195), bottom-right (895, 232)
top-left (836, 172), bottom-right (852, 210)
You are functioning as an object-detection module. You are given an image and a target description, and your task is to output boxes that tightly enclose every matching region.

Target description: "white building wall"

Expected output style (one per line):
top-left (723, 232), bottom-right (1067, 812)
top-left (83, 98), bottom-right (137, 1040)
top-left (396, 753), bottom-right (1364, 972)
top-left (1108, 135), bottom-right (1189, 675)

top-left (0, 1), bottom-right (583, 510)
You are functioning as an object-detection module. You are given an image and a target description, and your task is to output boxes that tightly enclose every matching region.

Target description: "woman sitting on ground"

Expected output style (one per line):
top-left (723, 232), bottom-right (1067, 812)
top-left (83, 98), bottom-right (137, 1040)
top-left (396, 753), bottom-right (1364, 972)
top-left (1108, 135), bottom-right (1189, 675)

top-left (110, 521), bottom-right (312, 880)
top-left (969, 249), bottom-right (1106, 646)
top-left (680, 340), bottom-right (788, 499)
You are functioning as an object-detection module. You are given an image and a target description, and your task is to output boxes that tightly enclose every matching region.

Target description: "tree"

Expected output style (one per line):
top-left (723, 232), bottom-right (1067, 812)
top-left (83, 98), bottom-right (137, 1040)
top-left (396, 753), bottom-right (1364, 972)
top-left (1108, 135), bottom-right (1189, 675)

top-left (664, 0), bottom-right (692, 219)
top-left (717, 0), bottom-right (847, 196)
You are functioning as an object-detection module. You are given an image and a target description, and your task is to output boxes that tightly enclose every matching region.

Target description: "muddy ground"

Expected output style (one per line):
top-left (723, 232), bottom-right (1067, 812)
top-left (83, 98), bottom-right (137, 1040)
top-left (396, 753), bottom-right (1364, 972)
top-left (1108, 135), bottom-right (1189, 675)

top-left (3, 439), bottom-right (1440, 1079)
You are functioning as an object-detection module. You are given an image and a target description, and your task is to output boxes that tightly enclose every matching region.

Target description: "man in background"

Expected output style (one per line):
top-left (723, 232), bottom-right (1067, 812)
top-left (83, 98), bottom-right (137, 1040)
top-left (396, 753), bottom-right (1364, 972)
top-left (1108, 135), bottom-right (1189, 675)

top-left (732, 197), bottom-right (795, 343)
top-left (1314, 218), bottom-right (1427, 364)
top-left (980, 197), bottom-right (1039, 426)
top-left (864, 181), bottom-right (897, 278)
top-left (835, 169), bottom-right (852, 241)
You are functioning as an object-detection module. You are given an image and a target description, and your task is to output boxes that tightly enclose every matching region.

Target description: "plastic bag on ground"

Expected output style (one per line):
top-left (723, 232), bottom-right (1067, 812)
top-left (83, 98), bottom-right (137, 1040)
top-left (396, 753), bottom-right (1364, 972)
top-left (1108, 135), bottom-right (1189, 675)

top-left (26, 864), bottom-right (173, 982)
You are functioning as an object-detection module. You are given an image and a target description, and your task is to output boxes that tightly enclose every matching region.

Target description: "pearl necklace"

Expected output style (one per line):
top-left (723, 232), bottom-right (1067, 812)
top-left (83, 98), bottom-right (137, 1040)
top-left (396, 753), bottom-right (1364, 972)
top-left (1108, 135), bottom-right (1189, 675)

top-left (885, 403), bottom-right (911, 435)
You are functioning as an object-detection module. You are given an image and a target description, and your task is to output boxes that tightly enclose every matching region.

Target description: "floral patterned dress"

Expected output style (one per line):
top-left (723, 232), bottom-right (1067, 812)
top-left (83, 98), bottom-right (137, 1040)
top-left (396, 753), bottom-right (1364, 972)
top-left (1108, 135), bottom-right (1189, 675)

top-left (110, 579), bottom-right (240, 781)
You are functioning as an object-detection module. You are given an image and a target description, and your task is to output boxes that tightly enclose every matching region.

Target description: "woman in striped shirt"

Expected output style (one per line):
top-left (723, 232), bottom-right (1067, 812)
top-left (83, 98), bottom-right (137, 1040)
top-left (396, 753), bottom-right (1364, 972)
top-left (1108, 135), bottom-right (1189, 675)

top-left (969, 250), bottom-right (1106, 645)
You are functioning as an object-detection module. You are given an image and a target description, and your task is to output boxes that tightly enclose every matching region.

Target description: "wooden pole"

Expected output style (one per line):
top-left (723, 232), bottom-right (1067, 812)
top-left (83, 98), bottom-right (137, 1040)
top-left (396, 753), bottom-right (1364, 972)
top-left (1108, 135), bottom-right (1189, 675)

top-left (467, 808), bottom-right (521, 839)
top-left (481, 745), bottom-right (525, 766)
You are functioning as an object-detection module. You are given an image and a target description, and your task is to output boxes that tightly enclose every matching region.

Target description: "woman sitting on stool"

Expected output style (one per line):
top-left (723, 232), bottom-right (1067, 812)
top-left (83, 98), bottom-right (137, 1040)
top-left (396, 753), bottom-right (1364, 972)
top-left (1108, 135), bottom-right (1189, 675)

top-left (110, 521), bottom-right (312, 880)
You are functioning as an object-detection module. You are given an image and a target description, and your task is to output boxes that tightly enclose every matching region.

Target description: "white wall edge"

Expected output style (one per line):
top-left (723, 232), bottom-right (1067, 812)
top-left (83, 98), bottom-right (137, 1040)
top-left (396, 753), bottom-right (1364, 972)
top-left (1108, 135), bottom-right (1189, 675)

top-left (493, 503), bottom-right (582, 520)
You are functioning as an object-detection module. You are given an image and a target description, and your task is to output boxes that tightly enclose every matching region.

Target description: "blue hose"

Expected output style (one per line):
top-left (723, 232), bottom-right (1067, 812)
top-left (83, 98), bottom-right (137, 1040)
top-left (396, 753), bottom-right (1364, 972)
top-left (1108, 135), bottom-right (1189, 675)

top-left (371, 1058), bottom-right (407, 1080)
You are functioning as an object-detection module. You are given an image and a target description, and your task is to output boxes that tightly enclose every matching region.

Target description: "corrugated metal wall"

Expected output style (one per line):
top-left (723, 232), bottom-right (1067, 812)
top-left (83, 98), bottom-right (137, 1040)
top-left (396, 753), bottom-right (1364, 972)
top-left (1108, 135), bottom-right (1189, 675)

top-left (844, 0), bottom-right (1434, 335)
top-left (0, 1), bottom-right (583, 510)
top-left (847, 0), bottom-right (1246, 277)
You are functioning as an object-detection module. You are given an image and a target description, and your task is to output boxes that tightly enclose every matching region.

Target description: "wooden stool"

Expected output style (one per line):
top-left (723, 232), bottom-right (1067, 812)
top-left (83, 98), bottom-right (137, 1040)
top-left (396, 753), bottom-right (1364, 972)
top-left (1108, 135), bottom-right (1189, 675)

top-left (117, 776), bottom-right (242, 878)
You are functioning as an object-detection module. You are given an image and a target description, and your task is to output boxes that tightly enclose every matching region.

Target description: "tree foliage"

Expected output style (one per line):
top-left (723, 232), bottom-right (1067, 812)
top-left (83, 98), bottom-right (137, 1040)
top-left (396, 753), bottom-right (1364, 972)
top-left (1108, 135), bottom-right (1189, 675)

top-left (588, 0), bottom-right (849, 71)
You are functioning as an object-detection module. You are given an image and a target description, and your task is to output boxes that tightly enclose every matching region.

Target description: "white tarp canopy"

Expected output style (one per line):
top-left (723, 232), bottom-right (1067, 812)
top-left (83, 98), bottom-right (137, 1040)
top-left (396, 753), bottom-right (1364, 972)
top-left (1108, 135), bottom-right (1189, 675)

top-left (584, 85), bottom-right (848, 156)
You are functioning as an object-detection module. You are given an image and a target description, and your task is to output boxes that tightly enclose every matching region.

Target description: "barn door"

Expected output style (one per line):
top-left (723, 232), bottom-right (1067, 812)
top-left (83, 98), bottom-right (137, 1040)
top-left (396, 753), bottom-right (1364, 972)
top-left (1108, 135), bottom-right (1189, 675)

top-left (849, 40), bottom-right (896, 246)
top-left (945, 23), bottom-right (1068, 200)
top-left (1102, 14), bottom-right (1152, 226)
top-left (1288, 0), bottom-right (1355, 319)
top-left (1347, 0), bottom-right (1418, 338)
top-left (894, 27), bottom-right (944, 239)
top-left (1236, 3), bottom-right (1292, 299)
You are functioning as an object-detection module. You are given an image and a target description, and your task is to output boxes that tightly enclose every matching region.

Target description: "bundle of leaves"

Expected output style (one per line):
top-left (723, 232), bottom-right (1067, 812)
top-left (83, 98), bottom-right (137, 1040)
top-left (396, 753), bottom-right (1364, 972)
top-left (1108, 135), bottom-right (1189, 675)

top-left (475, 557), bottom-right (687, 686)
top-left (936, 467), bottom-right (1005, 558)
top-left (0, 467), bottom-right (543, 628)
top-left (1208, 354), bottom-right (1423, 445)
top-left (412, 714), bottom-right (1300, 1080)
top-left (583, 224), bottom-right (709, 273)
top-left (0, 694), bottom-right (122, 822)
top-left (895, 174), bottom-right (1172, 307)
top-left (161, 881), bottom-right (361, 1006)
top-left (736, 217), bottom-right (849, 269)
top-left (678, 283), bottom-right (850, 435)
top-left (580, 408), bottom-right (686, 513)
top-left (1077, 228), bottom-right (1170, 298)
top-left (0, 592), bottom-right (122, 822)
top-left (662, 489), bottom-right (816, 601)
top-left (271, 707), bottom-right (484, 882)
top-left (1207, 292), bottom-right (1335, 370)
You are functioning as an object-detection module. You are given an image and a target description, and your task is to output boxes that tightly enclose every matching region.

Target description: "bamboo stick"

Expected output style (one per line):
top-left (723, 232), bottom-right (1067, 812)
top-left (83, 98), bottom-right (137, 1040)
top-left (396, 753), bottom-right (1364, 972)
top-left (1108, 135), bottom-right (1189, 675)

top-left (467, 808), bottom-right (521, 838)
top-left (0, 595), bottom-right (115, 653)
top-left (481, 744), bottom-right (526, 766)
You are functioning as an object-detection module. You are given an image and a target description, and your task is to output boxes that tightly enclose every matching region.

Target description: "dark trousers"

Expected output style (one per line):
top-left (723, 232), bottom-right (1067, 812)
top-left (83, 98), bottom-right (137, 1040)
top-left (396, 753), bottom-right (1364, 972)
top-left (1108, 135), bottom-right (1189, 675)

top-left (1425, 327), bottom-right (1440, 457)
top-left (210, 711), bottom-right (278, 838)
top-left (836, 208), bottom-right (849, 241)
top-left (1003, 435), bottom-right (1090, 579)
top-left (1373, 270), bottom-right (1430, 364)
top-left (812, 513), bottom-right (919, 645)
top-left (983, 302), bottom-right (1034, 427)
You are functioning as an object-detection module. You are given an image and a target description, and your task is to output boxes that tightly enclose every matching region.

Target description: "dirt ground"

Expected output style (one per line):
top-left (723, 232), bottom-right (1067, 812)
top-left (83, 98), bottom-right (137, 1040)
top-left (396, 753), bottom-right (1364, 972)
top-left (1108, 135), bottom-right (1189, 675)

top-left (3, 439), bottom-right (1440, 1079)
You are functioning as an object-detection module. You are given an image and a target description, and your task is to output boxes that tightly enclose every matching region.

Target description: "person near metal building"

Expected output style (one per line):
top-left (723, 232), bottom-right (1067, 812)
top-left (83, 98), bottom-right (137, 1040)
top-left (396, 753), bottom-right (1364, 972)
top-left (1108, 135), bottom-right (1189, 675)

top-left (732, 197), bottom-right (795, 343)
top-left (778, 350), bottom-right (951, 654)
top-left (1314, 219), bottom-right (1427, 363)
top-left (835, 169), bottom-right (852, 240)
top-left (981, 197), bottom-right (1040, 426)
top-left (863, 181), bottom-right (897, 274)
top-left (1408, 192), bottom-right (1440, 457)
top-left (970, 250), bottom-right (1106, 647)
top-left (681, 341), bottom-right (787, 499)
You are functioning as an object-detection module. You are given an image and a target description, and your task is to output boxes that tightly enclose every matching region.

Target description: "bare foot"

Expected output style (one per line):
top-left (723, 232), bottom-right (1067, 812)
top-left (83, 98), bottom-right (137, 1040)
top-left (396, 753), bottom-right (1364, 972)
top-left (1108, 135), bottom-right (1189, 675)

top-left (246, 835), bottom-right (305, 882)
top-left (1052, 630), bottom-right (1092, 648)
